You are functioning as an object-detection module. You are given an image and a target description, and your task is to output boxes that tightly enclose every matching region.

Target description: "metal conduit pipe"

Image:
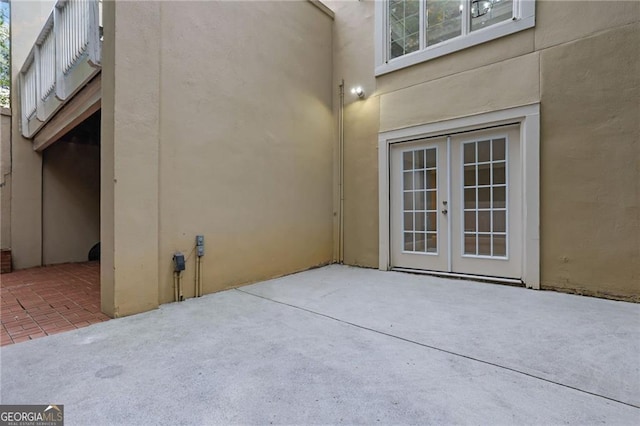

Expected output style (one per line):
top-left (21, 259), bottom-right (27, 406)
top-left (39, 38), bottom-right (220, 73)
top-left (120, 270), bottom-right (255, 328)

top-left (195, 235), bottom-right (205, 297)
top-left (198, 257), bottom-right (203, 297)
top-left (173, 272), bottom-right (178, 302)
top-left (338, 80), bottom-right (345, 264)
top-left (173, 252), bottom-right (186, 301)
top-left (194, 257), bottom-right (199, 298)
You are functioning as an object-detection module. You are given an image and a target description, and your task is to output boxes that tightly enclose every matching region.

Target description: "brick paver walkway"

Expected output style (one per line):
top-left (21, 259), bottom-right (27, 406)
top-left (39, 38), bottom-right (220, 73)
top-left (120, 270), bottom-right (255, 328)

top-left (1, 262), bottom-right (109, 346)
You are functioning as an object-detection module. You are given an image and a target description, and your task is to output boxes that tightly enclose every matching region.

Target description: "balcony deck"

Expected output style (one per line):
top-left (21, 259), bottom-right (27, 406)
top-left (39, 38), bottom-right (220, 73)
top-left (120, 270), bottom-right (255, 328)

top-left (19, 0), bottom-right (101, 141)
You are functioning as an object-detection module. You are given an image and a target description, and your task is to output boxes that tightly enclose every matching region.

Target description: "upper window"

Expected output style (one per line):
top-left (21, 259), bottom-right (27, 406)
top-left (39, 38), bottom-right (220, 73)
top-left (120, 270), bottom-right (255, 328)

top-left (375, 0), bottom-right (535, 75)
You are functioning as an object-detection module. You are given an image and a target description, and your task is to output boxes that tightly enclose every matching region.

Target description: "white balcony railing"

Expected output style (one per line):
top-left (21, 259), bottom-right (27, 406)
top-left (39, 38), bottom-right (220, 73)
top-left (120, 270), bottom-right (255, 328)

top-left (21, 60), bottom-right (37, 120)
top-left (19, 0), bottom-right (101, 139)
top-left (39, 23), bottom-right (56, 101)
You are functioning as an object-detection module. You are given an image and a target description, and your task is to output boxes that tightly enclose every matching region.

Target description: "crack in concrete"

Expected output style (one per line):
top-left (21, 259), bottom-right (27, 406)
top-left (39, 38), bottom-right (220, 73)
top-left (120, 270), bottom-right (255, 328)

top-left (235, 288), bottom-right (640, 410)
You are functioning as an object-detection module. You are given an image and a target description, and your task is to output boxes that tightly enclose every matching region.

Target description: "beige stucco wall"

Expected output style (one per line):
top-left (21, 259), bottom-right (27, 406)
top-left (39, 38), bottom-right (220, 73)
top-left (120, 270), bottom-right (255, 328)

top-left (101, 0), bottom-right (334, 315)
top-left (100, 0), bottom-right (115, 315)
top-left (12, 0), bottom-right (638, 310)
top-left (539, 22), bottom-right (639, 299)
top-left (42, 142), bottom-right (100, 264)
top-left (331, 1), bottom-right (639, 299)
top-left (325, 0), bottom-right (379, 268)
top-left (0, 109), bottom-right (10, 249)
top-left (101, 0), bottom-right (160, 317)
top-left (9, 0), bottom-right (56, 269)
top-left (157, 0), bottom-right (334, 302)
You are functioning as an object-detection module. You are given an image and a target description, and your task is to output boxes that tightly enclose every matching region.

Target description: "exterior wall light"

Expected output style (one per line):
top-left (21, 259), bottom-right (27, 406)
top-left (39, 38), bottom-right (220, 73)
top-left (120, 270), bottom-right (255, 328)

top-left (351, 86), bottom-right (365, 99)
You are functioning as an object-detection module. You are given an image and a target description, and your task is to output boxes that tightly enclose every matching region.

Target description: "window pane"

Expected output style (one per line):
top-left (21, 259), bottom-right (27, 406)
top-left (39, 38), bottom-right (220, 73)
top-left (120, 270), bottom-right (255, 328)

top-left (415, 170), bottom-right (426, 190)
top-left (464, 211), bottom-right (476, 232)
top-left (464, 188), bottom-right (476, 209)
top-left (493, 234), bottom-right (507, 256)
top-left (403, 151), bottom-right (413, 170)
top-left (405, 0), bottom-right (419, 15)
top-left (478, 187), bottom-right (491, 209)
top-left (416, 212), bottom-right (426, 231)
top-left (415, 233), bottom-right (426, 252)
top-left (464, 142), bottom-right (476, 164)
top-left (493, 138), bottom-right (506, 160)
top-left (426, 0), bottom-right (462, 46)
top-left (406, 13), bottom-right (420, 34)
top-left (478, 211), bottom-right (491, 233)
top-left (404, 192), bottom-right (413, 210)
top-left (464, 233), bottom-right (476, 255)
top-left (427, 233), bottom-right (438, 252)
top-left (427, 190), bottom-right (437, 210)
top-left (493, 186), bottom-right (506, 208)
top-left (478, 163), bottom-right (491, 185)
top-left (464, 165), bottom-right (476, 186)
top-left (390, 0), bottom-right (421, 59)
top-left (404, 171), bottom-right (413, 190)
top-left (406, 33), bottom-right (420, 53)
top-left (426, 169), bottom-right (437, 189)
top-left (426, 148), bottom-right (437, 168)
top-left (470, 0), bottom-right (513, 32)
top-left (493, 210), bottom-right (506, 233)
top-left (404, 212), bottom-right (414, 231)
top-left (478, 234), bottom-right (491, 255)
top-left (477, 140), bottom-right (491, 162)
top-left (415, 191), bottom-right (426, 210)
top-left (415, 149), bottom-right (425, 169)
top-left (493, 162), bottom-right (506, 185)
top-left (427, 212), bottom-right (437, 231)
top-left (404, 232), bottom-right (414, 251)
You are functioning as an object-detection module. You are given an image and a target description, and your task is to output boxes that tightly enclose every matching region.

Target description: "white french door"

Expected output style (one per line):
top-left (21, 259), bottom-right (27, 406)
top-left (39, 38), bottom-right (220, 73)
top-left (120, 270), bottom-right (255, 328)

top-left (390, 125), bottom-right (522, 280)
top-left (390, 136), bottom-right (448, 271)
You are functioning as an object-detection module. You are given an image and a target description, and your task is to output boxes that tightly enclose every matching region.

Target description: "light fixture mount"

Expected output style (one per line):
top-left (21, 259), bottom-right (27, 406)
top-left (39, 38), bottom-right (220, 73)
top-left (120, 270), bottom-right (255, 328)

top-left (351, 86), bottom-right (365, 99)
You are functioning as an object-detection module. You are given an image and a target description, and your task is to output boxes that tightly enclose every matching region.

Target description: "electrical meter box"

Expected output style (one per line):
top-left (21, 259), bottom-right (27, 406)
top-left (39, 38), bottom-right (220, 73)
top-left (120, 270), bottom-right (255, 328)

top-left (196, 235), bottom-right (205, 257)
top-left (173, 253), bottom-right (186, 271)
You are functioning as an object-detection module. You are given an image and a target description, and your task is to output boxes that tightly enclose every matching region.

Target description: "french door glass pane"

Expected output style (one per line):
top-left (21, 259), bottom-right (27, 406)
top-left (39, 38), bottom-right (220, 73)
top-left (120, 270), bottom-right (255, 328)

top-left (493, 234), bottom-right (507, 256)
top-left (477, 140), bottom-right (491, 162)
top-left (390, 0), bottom-right (421, 59)
top-left (470, 0), bottom-right (514, 32)
top-left (493, 138), bottom-right (506, 160)
top-left (462, 137), bottom-right (508, 257)
top-left (493, 186), bottom-right (506, 208)
top-left (403, 147), bottom-right (438, 254)
top-left (426, 0), bottom-right (463, 46)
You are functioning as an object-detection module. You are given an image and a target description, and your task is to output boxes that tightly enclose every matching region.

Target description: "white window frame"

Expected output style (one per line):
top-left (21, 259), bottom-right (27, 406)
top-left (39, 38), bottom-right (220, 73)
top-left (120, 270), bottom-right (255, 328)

top-left (378, 104), bottom-right (540, 289)
top-left (375, 0), bottom-right (536, 76)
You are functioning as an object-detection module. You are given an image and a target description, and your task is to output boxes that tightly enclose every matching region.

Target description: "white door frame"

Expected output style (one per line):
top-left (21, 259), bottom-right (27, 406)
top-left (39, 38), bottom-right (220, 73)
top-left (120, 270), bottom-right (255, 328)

top-left (378, 103), bottom-right (540, 289)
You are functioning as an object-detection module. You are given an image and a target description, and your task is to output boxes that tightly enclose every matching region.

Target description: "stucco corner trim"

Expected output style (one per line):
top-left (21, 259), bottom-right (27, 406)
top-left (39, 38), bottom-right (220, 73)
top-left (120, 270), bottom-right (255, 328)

top-left (378, 103), bottom-right (540, 288)
top-left (378, 134), bottom-right (390, 272)
top-left (308, 0), bottom-right (335, 19)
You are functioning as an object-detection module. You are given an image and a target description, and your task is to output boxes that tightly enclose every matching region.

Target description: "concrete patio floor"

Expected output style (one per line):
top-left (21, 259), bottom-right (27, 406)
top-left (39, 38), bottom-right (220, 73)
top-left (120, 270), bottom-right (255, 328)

top-left (1, 265), bottom-right (638, 425)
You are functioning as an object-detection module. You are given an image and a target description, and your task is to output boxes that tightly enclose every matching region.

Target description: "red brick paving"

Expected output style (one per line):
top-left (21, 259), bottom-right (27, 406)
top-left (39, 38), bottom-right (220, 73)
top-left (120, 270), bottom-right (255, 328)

top-left (1, 262), bottom-right (110, 346)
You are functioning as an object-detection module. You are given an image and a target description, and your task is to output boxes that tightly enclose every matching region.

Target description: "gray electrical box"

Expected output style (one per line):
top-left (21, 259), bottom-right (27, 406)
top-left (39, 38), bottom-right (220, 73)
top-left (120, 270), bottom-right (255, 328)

top-left (196, 235), bottom-right (205, 257)
top-left (173, 252), bottom-right (186, 271)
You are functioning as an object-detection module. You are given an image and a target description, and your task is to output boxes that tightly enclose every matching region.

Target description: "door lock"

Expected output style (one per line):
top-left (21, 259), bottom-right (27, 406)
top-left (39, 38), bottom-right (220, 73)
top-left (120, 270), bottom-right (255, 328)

top-left (442, 200), bottom-right (448, 215)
